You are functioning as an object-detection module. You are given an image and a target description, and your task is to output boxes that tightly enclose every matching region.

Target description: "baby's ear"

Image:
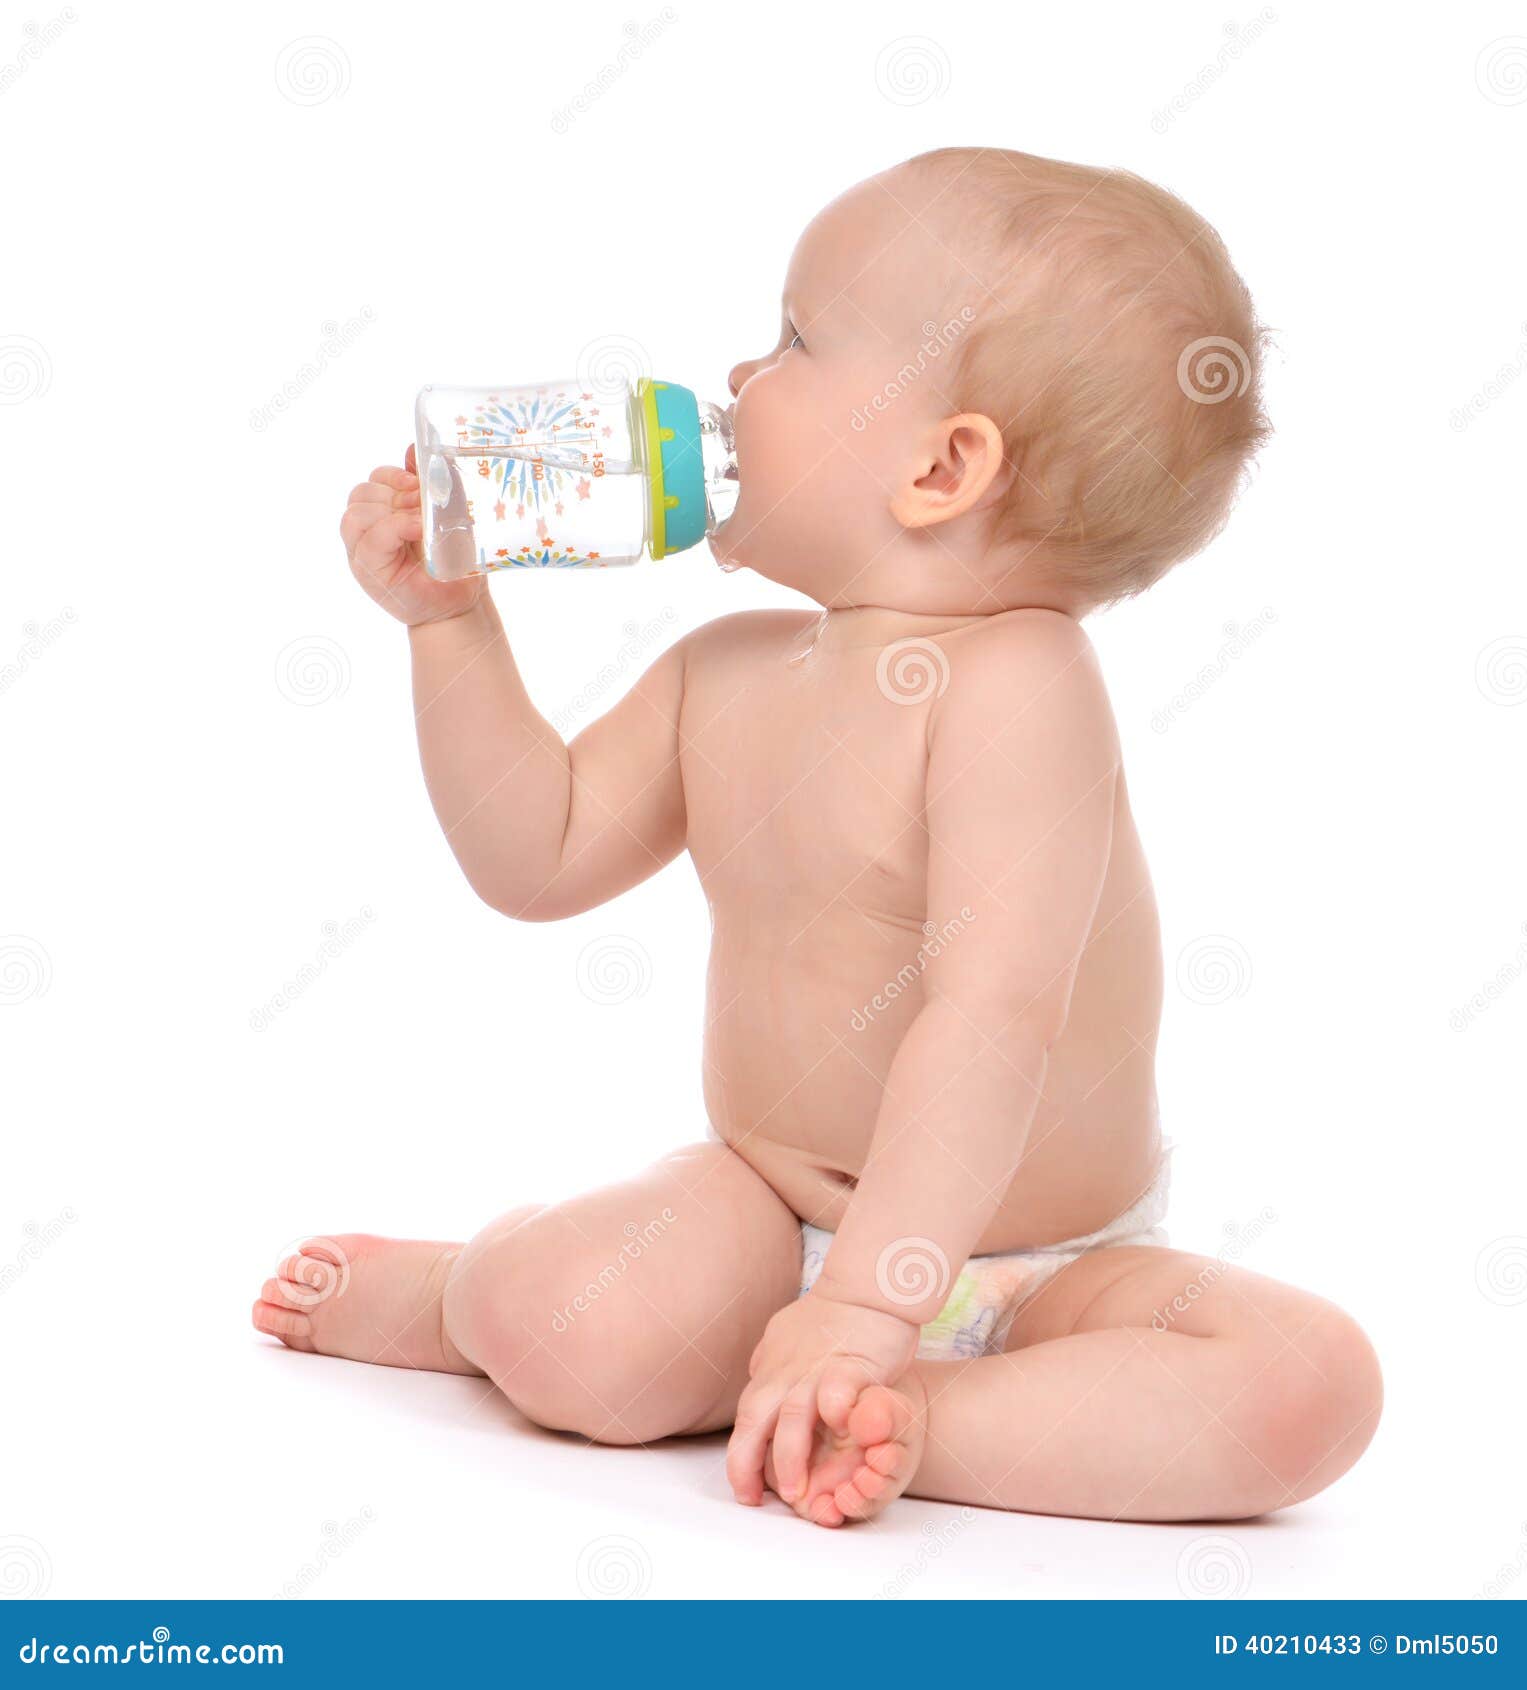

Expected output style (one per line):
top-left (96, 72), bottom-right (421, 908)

top-left (889, 413), bottom-right (1014, 529)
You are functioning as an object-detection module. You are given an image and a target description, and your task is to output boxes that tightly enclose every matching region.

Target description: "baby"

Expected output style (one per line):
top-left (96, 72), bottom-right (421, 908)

top-left (254, 147), bottom-right (1382, 1527)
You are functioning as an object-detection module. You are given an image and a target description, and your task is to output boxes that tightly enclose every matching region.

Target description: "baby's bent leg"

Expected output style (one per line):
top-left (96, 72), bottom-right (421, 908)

top-left (905, 1246), bottom-right (1382, 1521)
top-left (444, 1142), bottom-right (803, 1444)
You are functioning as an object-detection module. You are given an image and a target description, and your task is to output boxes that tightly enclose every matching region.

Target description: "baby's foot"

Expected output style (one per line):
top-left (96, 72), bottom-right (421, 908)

top-left (251, 1233), bottom-right (480, 1375)
top-left (766, 1371), bottom-right (928, 1527)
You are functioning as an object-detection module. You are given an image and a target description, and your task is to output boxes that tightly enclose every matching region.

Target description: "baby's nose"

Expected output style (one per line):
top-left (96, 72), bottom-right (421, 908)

top-left (727, 359), bottom-right (755, 399)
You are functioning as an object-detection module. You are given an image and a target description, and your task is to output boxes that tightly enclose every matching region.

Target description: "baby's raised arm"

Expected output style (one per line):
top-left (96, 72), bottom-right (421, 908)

top-left (342, 452), bottom-right (687, 921)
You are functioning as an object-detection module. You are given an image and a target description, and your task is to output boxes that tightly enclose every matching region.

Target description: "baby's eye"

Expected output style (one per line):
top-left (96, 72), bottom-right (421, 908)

top-left (786, 327), bottom-right (804, 352)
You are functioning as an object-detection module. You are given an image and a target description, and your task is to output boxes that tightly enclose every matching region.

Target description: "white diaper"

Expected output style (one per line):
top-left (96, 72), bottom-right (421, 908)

top-left (799, 1141), bottom-right (1175, 1362)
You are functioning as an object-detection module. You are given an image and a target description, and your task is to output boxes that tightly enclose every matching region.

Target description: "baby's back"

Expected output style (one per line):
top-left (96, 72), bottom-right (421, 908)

top-left (680, 608), bottom-right (1164, 1251)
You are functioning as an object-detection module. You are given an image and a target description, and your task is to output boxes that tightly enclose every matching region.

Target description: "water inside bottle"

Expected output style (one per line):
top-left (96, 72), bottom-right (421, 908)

top-left (419, 387), bottom-right (647, 576)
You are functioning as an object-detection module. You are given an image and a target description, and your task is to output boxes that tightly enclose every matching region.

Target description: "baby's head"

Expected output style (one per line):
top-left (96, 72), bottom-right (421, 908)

top-left (714, 147), bottom-right (1271, 616)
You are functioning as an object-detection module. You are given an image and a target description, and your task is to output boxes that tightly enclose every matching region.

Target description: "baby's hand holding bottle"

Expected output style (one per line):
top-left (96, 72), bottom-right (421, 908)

top-left (341, 445), bottom-right (485, 627)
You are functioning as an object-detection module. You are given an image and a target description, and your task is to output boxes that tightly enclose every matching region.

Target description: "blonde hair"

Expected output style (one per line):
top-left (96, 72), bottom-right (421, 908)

top-left (902, 147), bottom-right (1272, 606)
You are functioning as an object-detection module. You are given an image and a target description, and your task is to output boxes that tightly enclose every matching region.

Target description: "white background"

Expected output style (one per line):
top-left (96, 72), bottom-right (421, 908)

top-left (3, 0), bottom-right (1525, 1601)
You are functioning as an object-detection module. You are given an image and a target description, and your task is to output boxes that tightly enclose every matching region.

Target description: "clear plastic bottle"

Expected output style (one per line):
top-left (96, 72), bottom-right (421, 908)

top-left (414, 377), bottom-right (738, 580)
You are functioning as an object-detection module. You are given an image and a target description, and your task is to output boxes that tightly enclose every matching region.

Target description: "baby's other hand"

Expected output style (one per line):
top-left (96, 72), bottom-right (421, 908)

top-left (726, 1291), bottom-right (918, 1515)
top-left (340, 445), bottom-right (484, 627)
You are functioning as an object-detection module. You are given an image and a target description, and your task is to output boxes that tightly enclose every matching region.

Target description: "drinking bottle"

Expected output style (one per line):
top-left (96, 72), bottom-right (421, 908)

top-left (414, 377), bottom-right (739, 580)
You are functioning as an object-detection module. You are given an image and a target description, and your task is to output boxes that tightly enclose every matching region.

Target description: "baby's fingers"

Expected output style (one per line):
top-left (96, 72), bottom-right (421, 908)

top-left (344, 507), bottom-right (422, 575)
top-left (725, 1389), bottom-right (781, 1507)
top-left (770, 1378), bottom-right (822, 1505)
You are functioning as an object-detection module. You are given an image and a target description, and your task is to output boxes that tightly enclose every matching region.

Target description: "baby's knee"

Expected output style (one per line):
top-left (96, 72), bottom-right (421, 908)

top-left (1228, 1305), bottom-right (1383, 1514)
top-left (442, 1208), bottom-right (668, 1443)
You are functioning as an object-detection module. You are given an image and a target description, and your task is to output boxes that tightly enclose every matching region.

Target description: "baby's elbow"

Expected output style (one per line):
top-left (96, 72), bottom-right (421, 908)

top-left (476, 876), bottom-right (584, 924)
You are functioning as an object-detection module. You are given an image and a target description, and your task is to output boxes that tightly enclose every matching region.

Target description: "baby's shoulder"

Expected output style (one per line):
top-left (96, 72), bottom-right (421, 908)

top-left (938, 608), bottom-right (1102, 695)
top-left (931, 609), bottom-right (1116, 747)
top-left (679, 608), bottom-right (818, 668)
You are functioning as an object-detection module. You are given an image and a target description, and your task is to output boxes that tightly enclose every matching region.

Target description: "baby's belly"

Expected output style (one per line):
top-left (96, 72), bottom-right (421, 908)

top-left (701, 915), bottom-right (1163, 1252)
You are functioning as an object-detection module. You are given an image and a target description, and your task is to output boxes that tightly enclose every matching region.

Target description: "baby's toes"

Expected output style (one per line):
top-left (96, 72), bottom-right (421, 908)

top-left (251, 1286), bottom-right (314, 1346)
top-left (846, 1383), bottom-right (911, 1453)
